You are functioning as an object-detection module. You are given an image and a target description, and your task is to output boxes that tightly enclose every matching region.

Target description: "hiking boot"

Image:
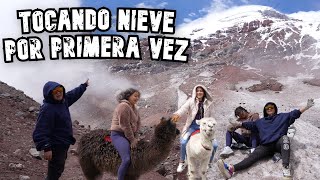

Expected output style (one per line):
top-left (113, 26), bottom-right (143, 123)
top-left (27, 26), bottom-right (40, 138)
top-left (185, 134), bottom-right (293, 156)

top-left (283, 165), bottom-right (292, 179)
top-left (177, 162), bottom-right (187, 172)
top-left (217, 159), bottom-right (234, 179)
top-left (220, 146), bottom-right (234, 158)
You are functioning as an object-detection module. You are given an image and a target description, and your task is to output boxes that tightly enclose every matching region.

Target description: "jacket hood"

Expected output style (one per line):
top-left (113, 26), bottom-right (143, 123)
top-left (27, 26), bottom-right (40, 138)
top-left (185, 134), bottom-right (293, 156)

top-left (191, 84), bottom-right (213, 102)
top-left (263, 102), bottom-right (278, 117)
top-left (43, 81), bottom-right (65, 103)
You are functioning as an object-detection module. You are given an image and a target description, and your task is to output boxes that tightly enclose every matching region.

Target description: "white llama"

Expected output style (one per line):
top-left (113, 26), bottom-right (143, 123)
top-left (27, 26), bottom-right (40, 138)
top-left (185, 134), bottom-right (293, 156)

top-left (186, 117), bottom-right (217, 180)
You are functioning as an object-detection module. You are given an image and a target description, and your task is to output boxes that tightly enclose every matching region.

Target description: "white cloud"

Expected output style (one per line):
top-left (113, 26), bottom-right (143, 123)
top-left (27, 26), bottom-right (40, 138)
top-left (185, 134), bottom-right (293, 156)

top-left (183, 18), bottom-right (192, 23)
top-left (241, 0), bottom-right (249, 4)
top-left (158, 2), bottom-right (168, 8)
top-left (189, 12), bottom-right (196, 17)
top-left (199, 0), bottom-right (235, 14)
top-left (135, 2), bottom-right (154, 9)
top-left (135, 1), bottom-right (168, 9)
top-left (209, 0), bottom-right (235, 12)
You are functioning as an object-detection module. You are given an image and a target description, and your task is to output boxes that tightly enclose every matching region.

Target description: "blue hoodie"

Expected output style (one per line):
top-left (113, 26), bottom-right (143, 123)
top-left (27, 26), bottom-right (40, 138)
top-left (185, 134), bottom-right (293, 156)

top-left (32, 81), bottom-right (87, 151)
top-left (241, 102), bottom-right (301, 145)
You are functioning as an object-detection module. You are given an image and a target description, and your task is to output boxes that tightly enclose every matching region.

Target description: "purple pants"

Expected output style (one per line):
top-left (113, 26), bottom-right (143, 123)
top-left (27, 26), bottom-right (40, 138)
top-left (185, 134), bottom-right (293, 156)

top-left (111, 131), bottom-right (131, 180)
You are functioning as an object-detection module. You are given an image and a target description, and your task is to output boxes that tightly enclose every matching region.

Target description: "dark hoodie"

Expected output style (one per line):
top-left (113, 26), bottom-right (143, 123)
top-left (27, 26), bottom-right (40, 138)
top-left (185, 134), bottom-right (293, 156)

top-left (32, 81), bottom-right (87, 151)
top-left (241, 102), bottom-right (301, 145)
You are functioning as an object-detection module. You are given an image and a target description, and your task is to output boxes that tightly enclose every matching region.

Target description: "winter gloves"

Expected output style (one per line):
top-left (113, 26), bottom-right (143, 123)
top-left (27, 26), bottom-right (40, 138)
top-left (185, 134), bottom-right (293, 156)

top-left (171, 114), bottom-right (180, 123)
top-left (228, 118), bottom-right (242, 131)
top-left (306, 98), bottom-right (315, 110)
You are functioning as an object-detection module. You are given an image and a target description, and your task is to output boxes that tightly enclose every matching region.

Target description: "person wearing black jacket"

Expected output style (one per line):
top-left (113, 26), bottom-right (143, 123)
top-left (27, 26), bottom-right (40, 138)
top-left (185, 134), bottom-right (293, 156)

top-left (33, 79), bottom-right (89, 180)
top-left (218, 99), bottom-right (315, 179)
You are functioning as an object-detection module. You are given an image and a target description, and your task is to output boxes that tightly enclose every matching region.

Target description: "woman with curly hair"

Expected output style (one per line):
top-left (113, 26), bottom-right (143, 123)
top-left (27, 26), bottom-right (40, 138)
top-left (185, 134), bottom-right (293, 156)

top-left (110, 88), bottom-right (141, 180)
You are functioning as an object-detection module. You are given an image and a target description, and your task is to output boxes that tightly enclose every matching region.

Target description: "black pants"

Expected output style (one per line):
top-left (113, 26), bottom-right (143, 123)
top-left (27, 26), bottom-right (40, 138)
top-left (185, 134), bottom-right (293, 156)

top-left (46, 145), bottom-right (69, 180)
top-left (234, 135), bottom-right (290, 171)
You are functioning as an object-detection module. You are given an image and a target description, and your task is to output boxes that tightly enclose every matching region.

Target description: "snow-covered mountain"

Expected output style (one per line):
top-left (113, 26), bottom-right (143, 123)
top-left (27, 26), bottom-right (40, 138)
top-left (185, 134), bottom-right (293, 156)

top-left (174, 5), bottom-right (320, 74)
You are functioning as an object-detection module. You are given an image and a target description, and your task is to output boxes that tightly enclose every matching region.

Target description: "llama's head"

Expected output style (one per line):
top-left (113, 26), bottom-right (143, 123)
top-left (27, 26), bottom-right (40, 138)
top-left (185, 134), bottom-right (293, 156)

top-left (154, 117), bottom-right (180, 141)
top-left (196, 117), bottom-right (217, 139)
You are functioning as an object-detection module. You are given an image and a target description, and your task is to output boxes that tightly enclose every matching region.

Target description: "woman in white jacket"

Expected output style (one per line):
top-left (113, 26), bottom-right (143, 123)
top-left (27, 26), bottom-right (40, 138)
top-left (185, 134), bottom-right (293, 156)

top-left (172, 85), bottom-right (215, 172)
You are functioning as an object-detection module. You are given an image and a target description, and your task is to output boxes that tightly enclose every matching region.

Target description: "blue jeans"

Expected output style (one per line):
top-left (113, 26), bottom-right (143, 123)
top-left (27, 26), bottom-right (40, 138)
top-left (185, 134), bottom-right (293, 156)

top-left (180, 125), bottom-right (218, 162)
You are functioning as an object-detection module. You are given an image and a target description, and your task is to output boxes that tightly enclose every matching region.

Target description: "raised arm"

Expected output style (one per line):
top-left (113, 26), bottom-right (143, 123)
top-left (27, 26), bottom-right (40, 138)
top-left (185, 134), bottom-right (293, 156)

top-left (65, 79), bottom-right (89, 106)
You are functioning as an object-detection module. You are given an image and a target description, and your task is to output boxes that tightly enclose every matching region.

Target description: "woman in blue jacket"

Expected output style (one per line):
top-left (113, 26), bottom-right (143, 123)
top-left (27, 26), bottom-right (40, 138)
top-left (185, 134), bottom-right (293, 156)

top-left (218, 99), bottom-right (314, 179)
top-left (33, 79), bottom-right (89, 180)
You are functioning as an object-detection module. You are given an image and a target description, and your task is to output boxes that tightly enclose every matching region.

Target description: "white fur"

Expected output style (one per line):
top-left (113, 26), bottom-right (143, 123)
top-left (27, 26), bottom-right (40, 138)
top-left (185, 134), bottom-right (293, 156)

top-left (186, 117), bottom-right (217, 180)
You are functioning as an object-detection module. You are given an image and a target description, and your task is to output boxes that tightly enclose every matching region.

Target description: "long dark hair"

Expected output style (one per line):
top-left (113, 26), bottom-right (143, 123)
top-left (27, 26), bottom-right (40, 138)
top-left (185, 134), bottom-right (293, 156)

top-left (234, 106), bottom-right (248, 118)
top-left (116, 88), bottom-right (140, 102)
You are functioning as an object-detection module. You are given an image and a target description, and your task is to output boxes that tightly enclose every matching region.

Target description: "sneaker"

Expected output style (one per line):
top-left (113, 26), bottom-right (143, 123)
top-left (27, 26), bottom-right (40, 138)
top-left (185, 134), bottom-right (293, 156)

top-left (177, 162), bottom-right (186, 172)
top-left (220, 146), bottom-right (234, 158)
top-left (283, 165), bottom-right (292, 179)
top-left (287, 125), bottom-right (296, 139)
top-left (217, 159), bottom-right (234, 179)
top-left (272, 153), bottom-right (281, 163)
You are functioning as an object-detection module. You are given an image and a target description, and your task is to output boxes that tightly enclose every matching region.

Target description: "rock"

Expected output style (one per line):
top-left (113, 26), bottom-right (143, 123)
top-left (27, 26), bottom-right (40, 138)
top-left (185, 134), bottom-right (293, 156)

top-left (69, 148), bottom-right (78, 155)
top-left (19, 175), bottom-right (30, 180)
top-left (0, 93), bottom-right (11, 97)
top-left (29, 148), bottom-right (40, 157)
top-left (15, 111), bottom-right (25, 117)
top-left (13, 149), bottom-right (22, 156)
top-left (9, 163), bottom-right (24, 170)
top-left (28, 106), bottom-right (36, 112)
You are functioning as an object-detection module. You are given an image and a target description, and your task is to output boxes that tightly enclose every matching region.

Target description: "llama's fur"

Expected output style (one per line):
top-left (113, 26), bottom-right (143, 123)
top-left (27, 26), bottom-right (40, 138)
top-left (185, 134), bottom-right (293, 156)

top-left (77, 117), bottom-right (180, 180)
top-left (186, 117), bottom-right (217, 180)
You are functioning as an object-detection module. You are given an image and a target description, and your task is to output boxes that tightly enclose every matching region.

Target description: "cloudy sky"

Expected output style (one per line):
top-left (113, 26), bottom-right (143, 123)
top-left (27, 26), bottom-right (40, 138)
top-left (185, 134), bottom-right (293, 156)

top-left (82, 0), bottom-right (320, 25)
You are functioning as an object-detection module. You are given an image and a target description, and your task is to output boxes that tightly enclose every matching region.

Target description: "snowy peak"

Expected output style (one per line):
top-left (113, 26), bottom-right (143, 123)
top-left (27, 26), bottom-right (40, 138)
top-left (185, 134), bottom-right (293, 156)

top-left (175, 5), bottom-right (320, 73)
top-left (176, 5), bottom-right (289, 39)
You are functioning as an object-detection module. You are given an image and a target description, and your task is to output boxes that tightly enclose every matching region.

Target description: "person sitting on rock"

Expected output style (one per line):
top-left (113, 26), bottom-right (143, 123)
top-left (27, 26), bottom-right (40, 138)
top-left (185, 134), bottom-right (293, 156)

top-left (171, 85), bottom-right (216, 172)
top-left (220, 106), bottom-right (260, 158)
top-left (217, 99), bottom-right (315, 179)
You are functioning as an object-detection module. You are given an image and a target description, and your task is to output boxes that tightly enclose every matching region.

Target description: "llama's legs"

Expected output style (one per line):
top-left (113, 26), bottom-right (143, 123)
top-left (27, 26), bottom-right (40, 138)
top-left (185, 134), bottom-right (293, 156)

top-left (200, 157), bottom-right (210, 180)
top-left (187, 156), bottom-right (198, 180)
top-left (124, 174), bottom-right (139, 180)
top-left (79, 157), bottom-right (102, 180)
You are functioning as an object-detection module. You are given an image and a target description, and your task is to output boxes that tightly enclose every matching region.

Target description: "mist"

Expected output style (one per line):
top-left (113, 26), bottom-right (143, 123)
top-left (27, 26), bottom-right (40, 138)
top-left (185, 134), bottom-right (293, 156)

top-left (0, 0), bottom-right (135, 127)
